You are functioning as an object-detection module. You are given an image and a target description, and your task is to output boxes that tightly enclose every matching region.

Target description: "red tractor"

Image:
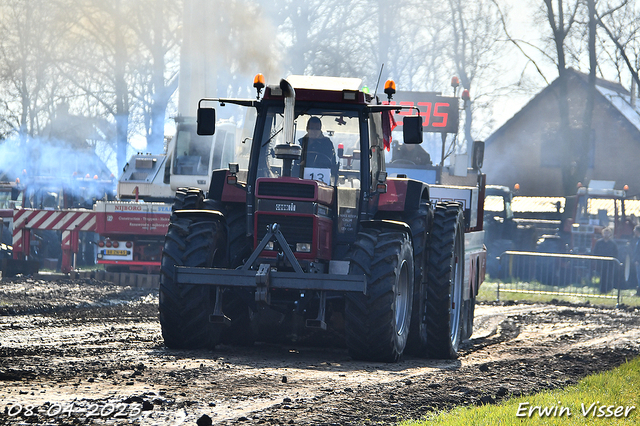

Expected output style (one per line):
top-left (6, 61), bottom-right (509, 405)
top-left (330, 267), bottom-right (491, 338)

top-left (159, 75), bottom-right (485, 362)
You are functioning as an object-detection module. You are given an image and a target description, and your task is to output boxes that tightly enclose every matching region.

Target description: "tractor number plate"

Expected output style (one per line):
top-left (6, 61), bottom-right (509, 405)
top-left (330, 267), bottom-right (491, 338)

top-left (304, 167), bottom-right (331, 185)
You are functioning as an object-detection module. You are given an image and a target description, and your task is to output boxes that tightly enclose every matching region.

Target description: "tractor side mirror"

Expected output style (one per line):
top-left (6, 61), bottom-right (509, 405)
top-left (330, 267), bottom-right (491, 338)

top-left (402, 115), bottom-right (423, 144)
top-left (471, 140), bottom-right (484, 170)
top-left (197, 107), bottom-right (216, 136)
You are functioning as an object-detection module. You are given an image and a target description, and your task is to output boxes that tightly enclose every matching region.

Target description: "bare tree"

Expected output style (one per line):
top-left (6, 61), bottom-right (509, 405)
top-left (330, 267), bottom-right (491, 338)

top-left (0, 0), bottom-right (66, 138)
top-left (542, 0), bottom-right (585, 195)
top-left (56, 0), bottom-right (184, 172)
top-left (595, 0), bottom-right (640, 89)
top-left (267, 0), bottom-right (373, 80)
top-left (445, 0), bottom-right (505, 149)
top-left (128, 0), bottom-right (182, 154)
top-left (54, 0), bottom-right (138, 173)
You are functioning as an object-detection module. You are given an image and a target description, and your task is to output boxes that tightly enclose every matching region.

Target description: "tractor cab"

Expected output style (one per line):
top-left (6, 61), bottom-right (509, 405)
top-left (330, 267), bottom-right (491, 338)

top-left (198, 75), bottom-right (422, 263)
top-left (567, 180), bottom-right (634, 254)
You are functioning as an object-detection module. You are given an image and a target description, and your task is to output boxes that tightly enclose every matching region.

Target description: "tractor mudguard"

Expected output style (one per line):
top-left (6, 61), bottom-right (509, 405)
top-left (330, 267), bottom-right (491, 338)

top-left (360, 219), bottom-right (413, 245)
top-left (208, 169), bottom-right (246, 203)
top-left (378, 179), bottom-right (429, 212)
top-left (172, 209), bottom-right (225, 221)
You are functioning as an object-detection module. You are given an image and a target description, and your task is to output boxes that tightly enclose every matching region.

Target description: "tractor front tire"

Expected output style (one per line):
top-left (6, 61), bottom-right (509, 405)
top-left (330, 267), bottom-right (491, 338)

top-left (424, 202), bottom-right (465, 359)
top-left (345, 228), bottom-right (414, 362)
top-left (159, 217), bottom-right (225, 349)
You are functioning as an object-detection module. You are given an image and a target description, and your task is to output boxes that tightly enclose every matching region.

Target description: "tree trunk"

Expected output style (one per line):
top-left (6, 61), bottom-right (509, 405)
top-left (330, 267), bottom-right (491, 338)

top-left (579, 0), bottom-right (597, 187)
top-left (148, 2), bottom-right (167, 154)
top-left (114, 0), bottom-right (129, 176)
top-left (545, 0), bottom-right (577, 195)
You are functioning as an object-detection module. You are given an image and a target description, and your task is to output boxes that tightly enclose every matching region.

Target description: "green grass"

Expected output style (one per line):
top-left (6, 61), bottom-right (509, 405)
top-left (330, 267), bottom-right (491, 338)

top-left (478, 280), bottom-right (640, 308)
top-left (401, 356), bottom-right (640, 426)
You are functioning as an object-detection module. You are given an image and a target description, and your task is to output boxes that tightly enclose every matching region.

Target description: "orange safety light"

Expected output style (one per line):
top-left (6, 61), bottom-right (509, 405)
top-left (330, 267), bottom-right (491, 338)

top-left (624, 184), bottom-right (629, 191)
top-left (15, 178), bottom-right (20, 184)
top-left (384, 79), bottom-right (396, 101)
top-left (253, 73), bottom-right (265, 99)
top-left (577, 182), bottom-right (583, 188)
top-left (384, 79), bottom-right (396, 94)
top-left (93, 175), bottom-right (99, 180)
top-left (85, 174), bottom-right (91, 178)
top-left (451, 76), bottom-right (460, 88)
top-left (461, 89), bottom-right (470, 101)
top-left (254, 73), bottom-right (265, 89)
top-left (514, 183), bottom-right (520, 191)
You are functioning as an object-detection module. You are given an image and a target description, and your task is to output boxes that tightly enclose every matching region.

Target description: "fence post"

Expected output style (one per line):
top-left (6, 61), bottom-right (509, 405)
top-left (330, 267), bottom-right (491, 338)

top-left (496, 256), bottom-right (501, 302)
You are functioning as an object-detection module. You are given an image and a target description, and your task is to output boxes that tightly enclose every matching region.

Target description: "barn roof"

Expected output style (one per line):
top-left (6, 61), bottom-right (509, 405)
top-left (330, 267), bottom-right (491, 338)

top-left (486, 68), bottom-right (640, 145)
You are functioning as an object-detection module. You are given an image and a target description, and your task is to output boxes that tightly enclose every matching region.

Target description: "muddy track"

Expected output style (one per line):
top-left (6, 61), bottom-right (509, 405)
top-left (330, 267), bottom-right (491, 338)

top-left (1, 278), bottom-right (639, 425)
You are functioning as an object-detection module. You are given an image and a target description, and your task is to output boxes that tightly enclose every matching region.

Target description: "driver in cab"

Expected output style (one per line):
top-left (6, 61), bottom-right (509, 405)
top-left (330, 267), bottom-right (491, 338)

top-left (299, 117), bottom-right (337, 170)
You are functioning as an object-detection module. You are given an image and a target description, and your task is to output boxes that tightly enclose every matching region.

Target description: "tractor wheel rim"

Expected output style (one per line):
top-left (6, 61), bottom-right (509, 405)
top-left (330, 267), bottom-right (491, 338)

top-left (450, 228), bottom-right (463, 345)
top-left (395, 259), bottom-right (410, 336)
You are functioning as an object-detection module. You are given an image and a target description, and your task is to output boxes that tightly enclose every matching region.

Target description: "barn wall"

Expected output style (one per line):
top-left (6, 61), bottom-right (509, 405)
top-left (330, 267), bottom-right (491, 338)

top-left (485, 75), bottom-right (640, 196)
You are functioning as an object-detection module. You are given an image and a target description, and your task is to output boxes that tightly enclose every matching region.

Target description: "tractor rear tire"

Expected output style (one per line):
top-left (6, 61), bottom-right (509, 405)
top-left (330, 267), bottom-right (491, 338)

top-left (404, 202), bottom-right (431, 356)
top-left (225, 205), bottom-right (251, 268)
top-left (174, 187), bottom-right (249, 268)
top-left (461, 293), bottom-right (476, 341)
top-left (159, 217), bottom-right (225, 349)
top-left (345, 228), bottom-right (414, 362)
top-left (172, 187), bottom-right (204, 211)
top-left (424, 202), bottom-right (465, 359)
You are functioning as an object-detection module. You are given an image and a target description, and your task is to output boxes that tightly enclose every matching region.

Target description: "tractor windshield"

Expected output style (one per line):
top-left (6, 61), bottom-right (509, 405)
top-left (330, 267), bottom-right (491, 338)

top-left (256, 107), bottom-right (361, 188)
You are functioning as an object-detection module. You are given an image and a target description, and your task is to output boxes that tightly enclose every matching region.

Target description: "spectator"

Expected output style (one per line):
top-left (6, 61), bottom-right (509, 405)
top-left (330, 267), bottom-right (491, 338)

top-left (593, 227), bottom-right (618, 258)
top-left (593, 227), bottom-right (618, 293)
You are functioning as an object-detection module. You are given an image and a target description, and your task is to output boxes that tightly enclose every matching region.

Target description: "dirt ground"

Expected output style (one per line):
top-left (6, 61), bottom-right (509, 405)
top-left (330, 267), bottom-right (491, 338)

top-left (1, 277), bottom-right (639, 426)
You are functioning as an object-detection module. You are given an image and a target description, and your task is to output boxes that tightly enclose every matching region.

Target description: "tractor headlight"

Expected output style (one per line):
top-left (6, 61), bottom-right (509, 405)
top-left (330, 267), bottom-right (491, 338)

top-left (296, 243), bottom-right (311, 253)
top-left (265, 241), bottom-right (274, 251)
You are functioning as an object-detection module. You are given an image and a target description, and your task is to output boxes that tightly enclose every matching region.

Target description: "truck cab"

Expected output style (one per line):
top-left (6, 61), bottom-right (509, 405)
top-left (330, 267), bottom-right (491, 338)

top-left (167, 117), bottom-right (239, 192)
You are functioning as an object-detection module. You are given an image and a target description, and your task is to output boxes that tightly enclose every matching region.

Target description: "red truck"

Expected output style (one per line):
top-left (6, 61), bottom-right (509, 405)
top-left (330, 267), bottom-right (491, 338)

top-left (92, 201), bottom-right (171, 272)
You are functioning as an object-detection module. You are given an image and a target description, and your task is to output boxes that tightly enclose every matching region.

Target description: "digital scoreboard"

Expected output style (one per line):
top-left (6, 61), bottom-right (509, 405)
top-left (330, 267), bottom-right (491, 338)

top-left (384, 91), bottom-right (459, 134)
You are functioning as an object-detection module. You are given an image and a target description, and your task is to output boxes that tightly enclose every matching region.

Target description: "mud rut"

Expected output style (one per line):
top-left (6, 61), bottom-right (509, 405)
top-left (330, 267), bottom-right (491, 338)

top-left (1, 277), bottom-right (639, 425)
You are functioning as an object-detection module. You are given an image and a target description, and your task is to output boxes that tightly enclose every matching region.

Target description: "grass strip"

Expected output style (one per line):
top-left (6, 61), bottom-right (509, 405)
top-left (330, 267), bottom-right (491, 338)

top-left (401, 356), bottom-right (640, 425)
top-left (478, 281), bottom-right (640, 307)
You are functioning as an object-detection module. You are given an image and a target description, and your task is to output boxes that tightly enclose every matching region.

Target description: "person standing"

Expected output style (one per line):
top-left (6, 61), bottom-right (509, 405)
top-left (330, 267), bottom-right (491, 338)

top-left (594, 227), bottom-right (618, 258)
top-left (593, 227), bottom-right (618, 293)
